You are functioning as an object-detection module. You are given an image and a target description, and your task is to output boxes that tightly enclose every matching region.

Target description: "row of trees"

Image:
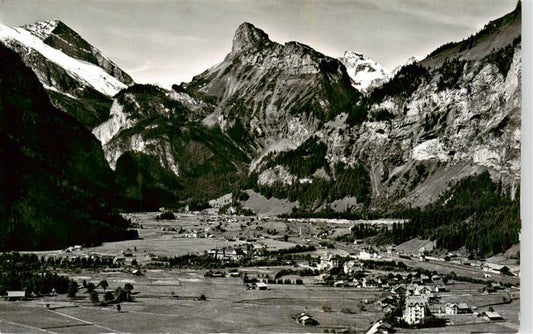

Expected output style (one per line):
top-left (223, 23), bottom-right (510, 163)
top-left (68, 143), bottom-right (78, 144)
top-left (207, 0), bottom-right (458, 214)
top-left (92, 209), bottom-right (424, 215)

top-left (68, 279), bottom-right (135, 304)
top-left (0, 253), bottom-right (70, 296)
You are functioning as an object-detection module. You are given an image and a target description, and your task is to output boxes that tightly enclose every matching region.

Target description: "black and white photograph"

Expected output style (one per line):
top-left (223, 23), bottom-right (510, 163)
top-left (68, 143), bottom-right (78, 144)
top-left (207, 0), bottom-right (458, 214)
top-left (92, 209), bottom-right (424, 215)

top-left (0, 0), bottom-right (528, 333)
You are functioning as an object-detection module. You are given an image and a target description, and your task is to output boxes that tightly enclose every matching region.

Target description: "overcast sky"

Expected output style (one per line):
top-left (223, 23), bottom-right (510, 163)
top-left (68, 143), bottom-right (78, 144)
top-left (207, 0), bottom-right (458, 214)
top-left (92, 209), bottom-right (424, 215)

top-left (0, 0), bottom-right (517, 88)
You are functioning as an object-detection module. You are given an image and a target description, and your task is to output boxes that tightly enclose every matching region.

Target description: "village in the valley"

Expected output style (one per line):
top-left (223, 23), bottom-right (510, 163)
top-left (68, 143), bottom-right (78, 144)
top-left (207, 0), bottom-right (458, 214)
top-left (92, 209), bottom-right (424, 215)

top-left (0, 207), bottom-right (520, 333)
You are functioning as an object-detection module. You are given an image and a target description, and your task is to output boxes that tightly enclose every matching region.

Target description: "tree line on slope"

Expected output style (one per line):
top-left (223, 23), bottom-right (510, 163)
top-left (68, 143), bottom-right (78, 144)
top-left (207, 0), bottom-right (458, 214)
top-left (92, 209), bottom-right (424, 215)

top-left (382, 172), bottom-right (520, 256)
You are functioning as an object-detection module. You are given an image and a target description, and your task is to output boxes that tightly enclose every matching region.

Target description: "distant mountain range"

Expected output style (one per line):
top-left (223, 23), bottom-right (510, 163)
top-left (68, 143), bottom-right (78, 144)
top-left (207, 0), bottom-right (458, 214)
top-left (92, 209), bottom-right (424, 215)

top-left (0, 2), bottom-right (522, 252)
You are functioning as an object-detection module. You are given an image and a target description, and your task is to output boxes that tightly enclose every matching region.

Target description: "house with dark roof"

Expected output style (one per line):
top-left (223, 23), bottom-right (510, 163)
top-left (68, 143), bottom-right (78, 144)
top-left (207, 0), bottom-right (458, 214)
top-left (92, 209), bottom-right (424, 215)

top-left (293, 313), bottom-right (319, 326)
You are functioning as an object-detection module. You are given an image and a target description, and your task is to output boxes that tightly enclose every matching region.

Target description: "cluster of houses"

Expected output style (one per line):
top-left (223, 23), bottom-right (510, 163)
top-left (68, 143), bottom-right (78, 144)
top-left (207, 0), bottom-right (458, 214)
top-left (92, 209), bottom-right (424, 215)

top-left (305, 254), bottom-right (510, 327)
top-left (206, 243), bottom-right (267, 261)
top-left (207, 246), bottom-right (248, 260)
top-left (183, 230), bottom-right (214, 239)
top-left (41, 251), bottom-right (141, 268)
top-left (377, 282), bottom-right (505, 325)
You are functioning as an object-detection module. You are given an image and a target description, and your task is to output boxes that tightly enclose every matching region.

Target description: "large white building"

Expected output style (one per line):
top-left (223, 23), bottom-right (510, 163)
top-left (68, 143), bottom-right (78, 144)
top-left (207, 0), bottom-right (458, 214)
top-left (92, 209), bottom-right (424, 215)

top-left (403, 295), bottom-right (428, 325)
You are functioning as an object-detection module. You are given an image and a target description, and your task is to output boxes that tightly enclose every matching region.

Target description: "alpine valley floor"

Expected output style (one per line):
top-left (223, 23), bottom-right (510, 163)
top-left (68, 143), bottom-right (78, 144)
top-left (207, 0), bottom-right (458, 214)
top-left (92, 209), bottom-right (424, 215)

top-left (0, 212), bottom-right (519, 333)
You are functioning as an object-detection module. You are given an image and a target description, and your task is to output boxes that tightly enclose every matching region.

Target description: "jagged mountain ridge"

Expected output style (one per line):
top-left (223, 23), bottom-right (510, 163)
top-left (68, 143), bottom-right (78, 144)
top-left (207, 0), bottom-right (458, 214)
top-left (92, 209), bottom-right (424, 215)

top-left (0, 20), bottom-right (133, 128)
top-left (23, 19), bottom-right (134, 85)
top-left (1, 4), bottom-right (522, 215)
top-left (91, 8), bottom-right (521, 211)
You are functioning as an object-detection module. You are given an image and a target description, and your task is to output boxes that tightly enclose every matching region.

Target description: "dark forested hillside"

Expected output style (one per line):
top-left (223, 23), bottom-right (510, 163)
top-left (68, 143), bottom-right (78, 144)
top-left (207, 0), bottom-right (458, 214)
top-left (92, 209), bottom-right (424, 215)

top-left (382, 172), bottom-right (520, 256)
top-left (0, 44), bottom-right (135, 250)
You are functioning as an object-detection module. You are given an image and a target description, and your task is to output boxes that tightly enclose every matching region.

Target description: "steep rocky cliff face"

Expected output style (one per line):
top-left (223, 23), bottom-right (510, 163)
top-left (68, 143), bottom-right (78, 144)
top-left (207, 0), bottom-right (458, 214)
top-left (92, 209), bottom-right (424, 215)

top-left (93, 7), bottom-right (520, 211)
top-left (0, 20), bottom-right (133, 128)
top-left (92, 84), bottom-right (249, 209)
top-left (0, 45), bottom-right (134, 250)
top-left (244, 3), bottom-right (521, 210)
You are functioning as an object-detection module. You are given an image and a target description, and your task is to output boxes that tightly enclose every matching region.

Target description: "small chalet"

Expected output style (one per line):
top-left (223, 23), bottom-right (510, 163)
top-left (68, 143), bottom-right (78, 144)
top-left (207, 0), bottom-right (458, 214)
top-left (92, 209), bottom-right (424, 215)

top-left (483, 263), bottom-right (512, 275)
top-left (362, 278), bottom-right (378, 288)
top-left (293, 313), bottom-right (319, 326)
top-left (435, 285), bottom-right (448, 293)
top-left (445, 303), bottom-right (472, 315)
top-left (358, 247), bottom-right (379, 260)
top-left (483, 311), bottom-right (504, 321)
top-left (392, 284), bottom-right (408, 298)
top-left (415, 286), bottom-right (432, 296)
top-left (343, 260), bottom-right (359, 274)
top-left (317, 253), bottom-right (339, 271)
top-left (255, 282), bottom-right (268, 290)
top-left (490, 282), bottom-right (504, 290)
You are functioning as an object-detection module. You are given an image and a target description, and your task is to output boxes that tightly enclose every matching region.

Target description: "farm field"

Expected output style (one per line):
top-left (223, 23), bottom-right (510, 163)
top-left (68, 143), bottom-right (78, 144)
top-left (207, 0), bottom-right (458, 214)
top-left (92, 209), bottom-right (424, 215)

top-left (2, 212), bottom-right (520, 333)
top-left (0, 269), bottom-right (383, 333)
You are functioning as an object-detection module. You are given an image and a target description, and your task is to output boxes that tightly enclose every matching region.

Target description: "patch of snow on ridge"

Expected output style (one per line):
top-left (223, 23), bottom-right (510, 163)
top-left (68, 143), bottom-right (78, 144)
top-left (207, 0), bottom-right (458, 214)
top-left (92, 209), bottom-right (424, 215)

top-left (42, 83), bottom-right (76, 99)
top-left (412, 138), bottom-right (450, 161)
top-left (0, 23), bottom-right (126, 96)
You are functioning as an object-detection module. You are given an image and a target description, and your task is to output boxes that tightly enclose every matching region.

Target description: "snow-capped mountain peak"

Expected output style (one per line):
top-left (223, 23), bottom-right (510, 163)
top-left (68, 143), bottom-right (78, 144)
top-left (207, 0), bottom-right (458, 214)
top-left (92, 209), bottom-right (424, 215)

top-left (22, 19), bottom-right (61, 40)
top-left (338, 50), bottom-right (388, 93)
top-left (0, 22), bottom-right (127, 96)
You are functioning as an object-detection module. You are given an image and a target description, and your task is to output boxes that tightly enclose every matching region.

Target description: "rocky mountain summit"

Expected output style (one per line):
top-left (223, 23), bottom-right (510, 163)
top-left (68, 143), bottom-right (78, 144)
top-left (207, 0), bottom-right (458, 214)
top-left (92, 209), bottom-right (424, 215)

top-left (182, 22), bottom-right (361, 155)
